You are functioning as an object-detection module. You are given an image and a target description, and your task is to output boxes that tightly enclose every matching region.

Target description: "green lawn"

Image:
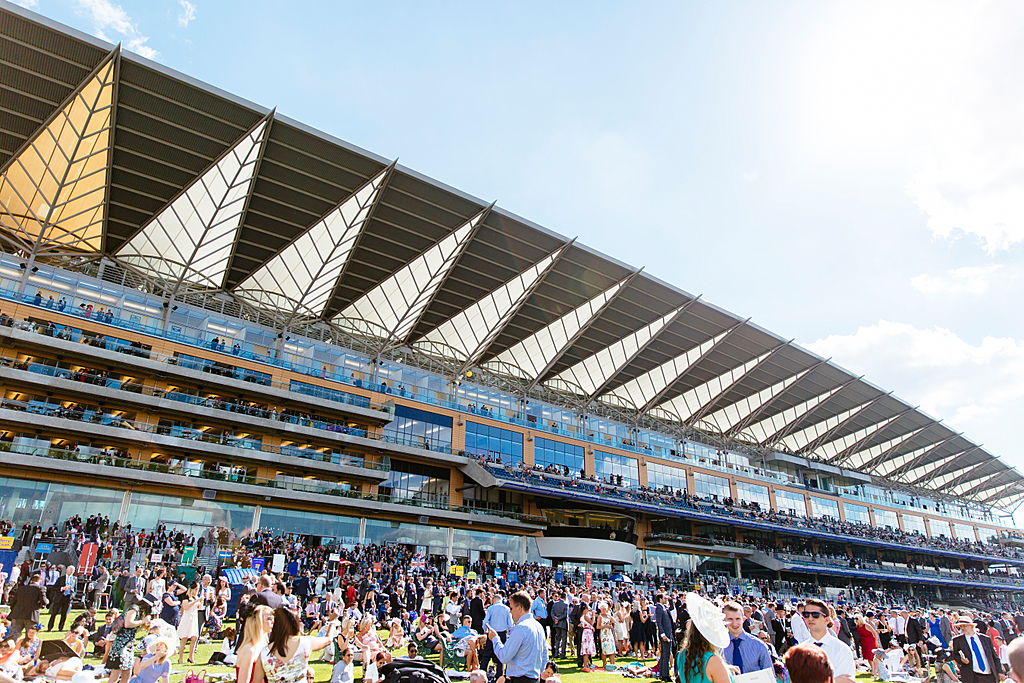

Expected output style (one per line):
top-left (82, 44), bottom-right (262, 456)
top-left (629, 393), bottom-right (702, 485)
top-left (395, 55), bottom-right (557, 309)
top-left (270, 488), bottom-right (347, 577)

top-left (25, 610), bottom-right (879, 683)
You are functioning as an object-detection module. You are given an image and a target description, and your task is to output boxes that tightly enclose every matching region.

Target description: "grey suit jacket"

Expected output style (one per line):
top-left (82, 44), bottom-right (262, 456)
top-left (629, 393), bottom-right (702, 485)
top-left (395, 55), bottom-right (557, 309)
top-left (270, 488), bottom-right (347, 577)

top-left (550, 600), bottom-right (569, 628)
top-left (940, 616), bottom-right (953, 645)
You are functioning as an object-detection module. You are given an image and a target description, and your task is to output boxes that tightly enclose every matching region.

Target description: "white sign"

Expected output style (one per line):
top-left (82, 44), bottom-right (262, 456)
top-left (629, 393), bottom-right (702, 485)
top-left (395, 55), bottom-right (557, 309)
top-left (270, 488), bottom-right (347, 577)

top-left (150, 553), bottom-right (163, 563)
top-left (329, 554), bottom-right (341, 562)
top-left (734, 670), bottom-right (776, 683)
top-left (271, 553), bottom-right (285, 573)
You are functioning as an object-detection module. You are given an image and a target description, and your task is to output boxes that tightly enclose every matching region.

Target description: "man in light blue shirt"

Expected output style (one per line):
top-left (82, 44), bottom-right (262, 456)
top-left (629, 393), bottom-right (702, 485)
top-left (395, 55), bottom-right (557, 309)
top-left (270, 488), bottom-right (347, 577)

top-left (531, 589), bottom-right (548, 621)
top-left (489, 591), bottom-right (548, 683)
top-left (481, 592), bottom-right (514, 676)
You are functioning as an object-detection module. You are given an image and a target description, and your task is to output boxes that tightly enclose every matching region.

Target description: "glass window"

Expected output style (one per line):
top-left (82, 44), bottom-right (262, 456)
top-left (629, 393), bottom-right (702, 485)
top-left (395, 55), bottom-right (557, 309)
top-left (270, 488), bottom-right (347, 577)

top-left (464, 422), bottom-right (523, 466)
top-left (535, 438), bottom-right (585, 474)
top-left (647, 462), bottom-right (687, 493)
top-left (693, 472), bottom-right (730, 500)
top-left (383, 405), bottom-right (453, 451)
top-left (736, 481), bottom-right (770, 509)
top-left (953, 523), bottom-right (976, 541)
top-left (127, 493), bottom-right (254, 533)
top-left (811, 496), bottom-right (840, 520)
top-left (257, 508), bottom-right (362, 542)
top-left (379, 460), bottom-right (450, 506)
top-left (595, 451), bottom-right (639, 487)
top-left (0, 477), bottom-right (124, 528)
top-left (452, 528), bottom-right (524, 559)
top-left (844, 503), bottom-right (870, 525)
top-left (902, 514), bottom-right (927, 535)
top-left (364, 519), bottom-right (449, 551)
top-left (874, 507), bottom-right (899, 530)
top-left (775, 489), bottom-right (806, 516)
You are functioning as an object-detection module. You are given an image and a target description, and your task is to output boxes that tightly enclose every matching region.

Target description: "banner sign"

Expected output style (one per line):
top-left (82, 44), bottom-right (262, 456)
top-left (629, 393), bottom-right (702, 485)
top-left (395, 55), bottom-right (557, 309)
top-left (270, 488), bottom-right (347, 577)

top-left (35, 543), bottom-right (53, 554)
top-left (77, 543), bottom-right (98, 575)
top-left (251, 557), bottom-right (264, 573)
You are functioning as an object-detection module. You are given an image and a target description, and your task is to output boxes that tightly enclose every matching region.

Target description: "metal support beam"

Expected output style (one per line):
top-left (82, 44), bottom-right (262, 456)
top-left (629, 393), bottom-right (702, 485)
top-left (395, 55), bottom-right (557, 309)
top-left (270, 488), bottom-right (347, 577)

top-left (687, 340), bottom-right (792, 426)
top-left (638, 318), bottom-right (750, 413)
top-left (456, 239), bottom-right (576, 375)
top-left (725, 358), bottom-right (829, 438)
top-left (906, 446), bottom-right (984, 487)
top-left (524, 269), bottom-right (647, 391)
top-left (797, 391), bottom-right (895, 455)
top-left (827, 408), bottom-right (924, 468)
top-left (760, 375), bottom-right (864, 447)
top-left (875, 430), bottom-right (963, 479)
top-left (582, 297), bottom-right (707, 403)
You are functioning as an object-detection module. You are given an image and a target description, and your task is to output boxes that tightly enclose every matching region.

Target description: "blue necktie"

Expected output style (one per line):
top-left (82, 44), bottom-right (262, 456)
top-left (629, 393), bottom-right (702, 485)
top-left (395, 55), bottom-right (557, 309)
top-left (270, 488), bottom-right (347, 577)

top-left (732, 637), bottom-right (744, 672)
top-left (971, 637), bottom-right (987, 674)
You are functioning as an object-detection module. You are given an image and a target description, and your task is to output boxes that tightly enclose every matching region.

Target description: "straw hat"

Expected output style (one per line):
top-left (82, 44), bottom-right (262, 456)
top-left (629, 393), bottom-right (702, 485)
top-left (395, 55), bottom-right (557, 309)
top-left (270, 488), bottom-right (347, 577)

top-left (685, 592), bottom-right (730, 649)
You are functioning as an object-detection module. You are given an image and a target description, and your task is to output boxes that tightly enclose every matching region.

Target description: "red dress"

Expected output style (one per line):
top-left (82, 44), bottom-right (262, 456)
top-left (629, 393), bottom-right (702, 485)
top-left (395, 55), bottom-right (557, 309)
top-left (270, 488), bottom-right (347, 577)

top-left (857, 625), bottom-right (877, 662)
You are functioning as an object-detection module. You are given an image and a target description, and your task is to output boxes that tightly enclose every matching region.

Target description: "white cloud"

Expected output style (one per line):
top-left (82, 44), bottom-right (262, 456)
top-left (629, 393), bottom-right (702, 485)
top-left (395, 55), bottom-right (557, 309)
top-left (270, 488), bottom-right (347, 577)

top-left (9, 0), bottom-right (39, 8)
top-left (177, 0), bottom-right (196, 27)
top-left (73, 0), bottom-right (159, 60)
top-left (741, 171), bottom-right (759, 182)
top-left (910, 265), bottom-right (1003, 296)
top-left (804, 320), bottom-right (1024, 471)
top-left (791, 2), bottom-right (1024, 252)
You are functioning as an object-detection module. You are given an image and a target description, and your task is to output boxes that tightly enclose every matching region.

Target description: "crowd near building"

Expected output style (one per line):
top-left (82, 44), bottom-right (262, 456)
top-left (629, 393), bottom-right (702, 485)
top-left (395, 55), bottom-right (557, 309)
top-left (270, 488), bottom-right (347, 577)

top-left (0, 3), bottom-right (1024, 683)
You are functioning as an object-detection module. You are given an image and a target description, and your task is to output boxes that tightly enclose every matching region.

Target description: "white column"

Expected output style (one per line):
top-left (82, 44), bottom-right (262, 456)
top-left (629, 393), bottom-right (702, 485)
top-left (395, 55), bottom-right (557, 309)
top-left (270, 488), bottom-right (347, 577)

top-left (447, 527), bottom-right (454, 565)
top-left (252, 505), bottom-right (262, 532)
top-left (359, 517), bottom-right (367, 543)
top-left (118, 490), bottom-right (132, 525)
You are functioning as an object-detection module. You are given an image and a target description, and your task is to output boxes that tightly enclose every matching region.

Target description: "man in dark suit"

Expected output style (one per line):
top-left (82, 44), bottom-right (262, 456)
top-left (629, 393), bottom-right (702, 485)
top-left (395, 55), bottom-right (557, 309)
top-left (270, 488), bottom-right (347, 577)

top-left (953, 616), bottom-right (1004, 683)
top-left (1013, 613), bottom-right (1024, 638)
top-left (47, 566), bottom-right (76, 631)
top-left (907, 610), bottom-right (926, 649)
top-left (550, 591), bottom-right (569, 659)
top-left (571, 596), bottom-right (586, 667)
top-left (293, 571), bottom-right (311, 608)
top-left (469, 588), bottom-right (486, 633)
top-left (655, 594), bottom-right (674, 682)
top-left (835, 608), bottom-right (854, 649)
top-left (9, 572), bottom-right (47, 639)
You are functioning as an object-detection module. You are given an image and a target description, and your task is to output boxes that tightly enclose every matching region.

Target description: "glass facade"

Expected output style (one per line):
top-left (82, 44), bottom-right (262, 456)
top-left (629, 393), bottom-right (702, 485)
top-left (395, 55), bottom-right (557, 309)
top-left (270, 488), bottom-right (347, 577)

top-left (647, 462), bottom-right (687, 492)
top-left (844, 503), bottom-right (870, 525)
top-left (874, 507), bottom-right (899, 530)
top-left (953, 523), bottom-right (977, 542)
top-left (535, 438), bottom-right (585, 473)
top-left (775, 489), bottom-right (806, 516)
top-left (363, 519), bottom-right (449, 552)
top-left (383, 405), bottom-right (452, 451)
top-left (258, 508), bottom-right (362, 541)
top-left (452, 528), bottom-right (523, 560)
top-left (127, 493), bottom-right (254, 533)
top-left (736, 481), bottom-right (770, 509)
top-left (464, 421), bottom-right (523, 465)
top-left (595, 451), bottom-right (639, 487)
top-left (379, 460), bottom-right (450, 506)
top-left (902, 514), bottom-right (927, 536)
top-left (694, 472), bottom-right (730, 500)
top-left (0, 477), bottom-right (124, 528)
top-left (811, 496), bottom-right (840, 519)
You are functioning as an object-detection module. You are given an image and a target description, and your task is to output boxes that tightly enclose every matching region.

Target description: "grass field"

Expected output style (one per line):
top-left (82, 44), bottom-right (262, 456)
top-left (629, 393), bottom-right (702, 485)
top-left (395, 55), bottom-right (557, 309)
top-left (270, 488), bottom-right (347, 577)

top-left (21, 610), bottom-right (877, 683)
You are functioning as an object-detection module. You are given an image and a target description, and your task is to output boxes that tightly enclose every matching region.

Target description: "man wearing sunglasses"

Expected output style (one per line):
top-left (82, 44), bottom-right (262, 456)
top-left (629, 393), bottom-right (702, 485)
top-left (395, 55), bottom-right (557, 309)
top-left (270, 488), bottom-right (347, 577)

top-left (791, 599), bottom-right (855, 683)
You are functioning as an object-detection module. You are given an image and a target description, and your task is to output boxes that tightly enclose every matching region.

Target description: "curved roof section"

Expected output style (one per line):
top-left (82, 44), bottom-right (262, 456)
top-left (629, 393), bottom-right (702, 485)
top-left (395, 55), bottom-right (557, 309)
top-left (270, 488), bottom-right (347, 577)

top-left (0, 0), bottom-right (1020, 511)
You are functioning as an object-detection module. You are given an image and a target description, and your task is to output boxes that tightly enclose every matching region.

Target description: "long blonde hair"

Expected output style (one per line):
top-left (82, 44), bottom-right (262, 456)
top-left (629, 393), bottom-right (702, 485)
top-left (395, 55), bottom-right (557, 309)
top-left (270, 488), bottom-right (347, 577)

top-left (241, 605), bottom-right (272, 649)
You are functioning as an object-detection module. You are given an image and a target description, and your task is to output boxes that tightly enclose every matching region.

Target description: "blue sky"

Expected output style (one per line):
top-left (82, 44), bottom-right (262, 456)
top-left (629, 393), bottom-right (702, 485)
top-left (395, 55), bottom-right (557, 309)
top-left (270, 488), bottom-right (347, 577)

top-left (14, 0), bottom-right (1024, 504)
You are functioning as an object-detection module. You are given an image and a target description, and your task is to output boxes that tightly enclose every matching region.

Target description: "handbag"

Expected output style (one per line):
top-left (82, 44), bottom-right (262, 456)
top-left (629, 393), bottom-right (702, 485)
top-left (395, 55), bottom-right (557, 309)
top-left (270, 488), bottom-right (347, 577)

top-left (184, 669), bottom-right (206, 683)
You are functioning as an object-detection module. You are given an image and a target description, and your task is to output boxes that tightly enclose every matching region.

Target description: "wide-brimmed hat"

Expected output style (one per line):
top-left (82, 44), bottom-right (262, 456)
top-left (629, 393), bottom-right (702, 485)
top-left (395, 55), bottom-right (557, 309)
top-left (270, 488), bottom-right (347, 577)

top-left (686, 592), bottom-right (730, 649)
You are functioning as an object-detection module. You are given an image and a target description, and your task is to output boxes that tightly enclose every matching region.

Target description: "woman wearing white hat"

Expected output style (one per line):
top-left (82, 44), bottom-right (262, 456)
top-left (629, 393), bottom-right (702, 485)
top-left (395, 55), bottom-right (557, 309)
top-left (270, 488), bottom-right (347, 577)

top-left (677, 593), bottom-right (732, 683)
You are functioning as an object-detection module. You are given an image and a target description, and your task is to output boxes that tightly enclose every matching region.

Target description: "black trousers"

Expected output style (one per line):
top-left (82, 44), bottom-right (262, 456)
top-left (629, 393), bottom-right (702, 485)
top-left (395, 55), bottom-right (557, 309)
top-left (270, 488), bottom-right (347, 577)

top-left (480, 631), bottom-right (507, 676)
top-left (48, 597), bottom-right (70, 631)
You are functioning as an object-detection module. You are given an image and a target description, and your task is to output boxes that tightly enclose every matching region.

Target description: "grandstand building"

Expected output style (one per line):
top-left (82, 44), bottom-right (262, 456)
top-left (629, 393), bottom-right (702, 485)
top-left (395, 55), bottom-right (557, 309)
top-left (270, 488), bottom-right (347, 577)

top-left (0, 1), bottom-right (1022, 601)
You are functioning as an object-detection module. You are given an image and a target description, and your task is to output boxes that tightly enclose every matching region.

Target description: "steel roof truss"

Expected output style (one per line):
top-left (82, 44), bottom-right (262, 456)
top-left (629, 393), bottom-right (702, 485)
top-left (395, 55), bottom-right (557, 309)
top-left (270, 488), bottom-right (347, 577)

top-left (724, 358), bottom-right (828, 438)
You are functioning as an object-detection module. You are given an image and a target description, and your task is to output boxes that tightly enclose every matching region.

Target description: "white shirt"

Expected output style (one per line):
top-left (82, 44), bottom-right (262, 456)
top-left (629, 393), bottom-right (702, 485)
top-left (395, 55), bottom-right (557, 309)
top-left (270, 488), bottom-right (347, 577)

top-left (970, 635), bottom-right (992, 674)
top-left (792, 616), bottom-right (854, 679)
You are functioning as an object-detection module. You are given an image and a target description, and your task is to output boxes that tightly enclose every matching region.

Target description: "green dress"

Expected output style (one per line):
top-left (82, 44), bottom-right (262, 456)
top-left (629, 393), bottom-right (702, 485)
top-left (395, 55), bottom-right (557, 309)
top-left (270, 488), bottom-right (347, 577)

top-left (676, 650), bottom-right (715, 683)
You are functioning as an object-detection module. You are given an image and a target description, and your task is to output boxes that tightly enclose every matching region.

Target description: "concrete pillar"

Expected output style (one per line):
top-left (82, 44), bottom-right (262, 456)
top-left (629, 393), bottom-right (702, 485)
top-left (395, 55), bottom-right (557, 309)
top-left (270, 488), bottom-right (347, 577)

top-left (868, 507), bottom-right (876, 528)
top-left (118, 490), bottom-right (132, 525)
top-left (804, 495), bottom-right (814, 519)
top-left (447, 527), bottom-right (454, 565)
top-left (252, 505), bottom-right (261, 531)
top-left (908, 583), bottom-right (914, 597)
top-left (768, 486), bottom-right (777, 512)
top-left (936, 586), bottom-right (942, 600)
top-left (734, 557), bottom-right (742, 579)
top-left (523, 434), bottom-right (535, 467)
top-left (358, 517), bottom-right (367, 543)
